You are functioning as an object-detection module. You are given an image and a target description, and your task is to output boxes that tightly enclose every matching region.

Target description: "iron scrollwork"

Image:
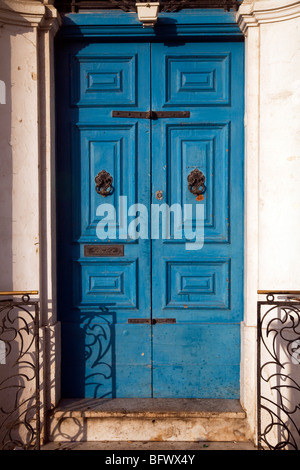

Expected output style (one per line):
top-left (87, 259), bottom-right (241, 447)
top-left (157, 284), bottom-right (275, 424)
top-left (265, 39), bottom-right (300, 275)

top-left (187, 168), bottom-right (206, 196)
top-left (0, 293), bottom-right (40, 450)
top-left (95, 170), bottom-right (114, 197)
top-left (160, 0), bottom-right (240, 12)
top-left (257, 292), bottom-right (300, 450)
top-left (54, 1), bottom-right (242, 13)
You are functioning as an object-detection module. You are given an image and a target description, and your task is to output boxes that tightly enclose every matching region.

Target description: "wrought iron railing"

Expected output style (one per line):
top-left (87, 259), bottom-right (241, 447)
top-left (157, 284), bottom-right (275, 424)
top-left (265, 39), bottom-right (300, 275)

top-left (54, 0), bottom-right (242, 14)
top-left (257, 291), bottom-right (300, 450)
top-left (0, 292), bottom-right (40, 450)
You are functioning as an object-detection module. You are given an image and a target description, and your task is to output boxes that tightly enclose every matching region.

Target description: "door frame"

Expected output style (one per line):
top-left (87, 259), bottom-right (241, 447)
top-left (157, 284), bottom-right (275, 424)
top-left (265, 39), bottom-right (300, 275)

top-left (54, 7), bottom-right (245, 399)
top-left (57, 8), bottom-right (244, 40)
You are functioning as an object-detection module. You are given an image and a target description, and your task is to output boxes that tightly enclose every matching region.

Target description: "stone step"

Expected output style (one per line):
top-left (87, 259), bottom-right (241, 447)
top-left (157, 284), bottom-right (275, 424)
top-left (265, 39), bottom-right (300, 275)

top-left (49, 398), bottom-right (252, 443)
top-left (42, 441), bottom-right (257, 450)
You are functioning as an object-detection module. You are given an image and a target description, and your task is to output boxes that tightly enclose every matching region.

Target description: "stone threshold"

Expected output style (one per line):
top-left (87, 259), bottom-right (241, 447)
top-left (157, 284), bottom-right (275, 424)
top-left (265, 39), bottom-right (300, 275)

top-left (50, 398), bottom-right (246, 420)
top-left (42, 440), bottom-right (257, 450)
top-left (48, 398), bottom-right (251, 443)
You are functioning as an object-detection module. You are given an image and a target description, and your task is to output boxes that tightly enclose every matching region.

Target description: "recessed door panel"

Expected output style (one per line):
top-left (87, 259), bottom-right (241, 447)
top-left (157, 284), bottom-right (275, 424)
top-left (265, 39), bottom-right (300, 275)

top-left (71, 51), bottom-right (138, 107)
top-left (74, 124), bottom-right (138, 241)
top-left (165, 260), bottom-right (230, 310)
top-left (80, 260), bottom-right (138, 307)
top-left (162, 122), bottom-right (230, 243)
top-left (162, 53), bottom-right (231, 106)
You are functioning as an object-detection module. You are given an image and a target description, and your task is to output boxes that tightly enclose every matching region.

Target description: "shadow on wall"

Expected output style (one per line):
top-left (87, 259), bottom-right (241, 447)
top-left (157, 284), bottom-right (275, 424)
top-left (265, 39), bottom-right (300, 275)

top-left (258, 294), bottom-right (300, 450)
top-left (54, 25), bottom-right (119, 403)
top-left (50, 303), bottom-right (117, 443)
top-left (0, 16), bottom-right (12, 295)
top-left (0, 12), bottom-right (13, 449)
top-left (60, 304), bottom-right (117, 400)
top-left (0, 4), bottom-right (48, 449)
top-left (0, 296), bottom-right (40, 449)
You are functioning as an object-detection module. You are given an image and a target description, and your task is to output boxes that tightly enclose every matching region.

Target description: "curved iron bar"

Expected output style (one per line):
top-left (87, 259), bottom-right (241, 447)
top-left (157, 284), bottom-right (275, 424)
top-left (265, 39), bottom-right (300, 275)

top-left (260, 391), bottom-right (300, 439)
top-left (260, 305), bottom-right (300, 368)
top-left (1, 400), bottom-right (39, 450)
top-left (260, 403), bottom-right (299, 451)
top-left (0, 294), bottom-right (40, 450)
top-left (83, 310), bottom-right (114, 397)
top-left (0, 304), bottom-right (37, 366)
top-left (54, 0), bottom-right (242, 14)
top-left (257, 293), bottom-right (300, 450)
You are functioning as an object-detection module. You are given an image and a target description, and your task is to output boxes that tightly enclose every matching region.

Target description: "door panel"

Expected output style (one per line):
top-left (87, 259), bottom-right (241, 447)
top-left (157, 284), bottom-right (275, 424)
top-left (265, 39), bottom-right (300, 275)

top-left (70, 47), bottom-right (144, 108)
top-left (152, 324), bottom-right (241, 398)
top-left (164, 260), bottom-right (230, 310)
top-left (56, 42), bottom-right (152, 398)
top-left (151, 42), bottom-right (244, 398)
top-left (152, 122), bottom-right (230, 243)
top-left (75, 124), bottom-right (139, 241)
top-left (160, 52), bottom-right (230, 107)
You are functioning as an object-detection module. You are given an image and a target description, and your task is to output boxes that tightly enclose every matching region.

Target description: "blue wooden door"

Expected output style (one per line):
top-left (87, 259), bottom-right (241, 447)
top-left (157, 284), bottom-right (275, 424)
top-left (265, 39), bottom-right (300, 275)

top-left (151, 43), bottom-right (244, 398)
top-left (56, 40), bottom-right (244, 399)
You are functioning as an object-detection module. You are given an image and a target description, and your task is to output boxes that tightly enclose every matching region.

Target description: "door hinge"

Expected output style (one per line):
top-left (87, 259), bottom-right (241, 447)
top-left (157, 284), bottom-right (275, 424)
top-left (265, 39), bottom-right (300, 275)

top-left (112, 111), bottom-right (190, 119)
top-left (128, 318), bottom-right (176, 324)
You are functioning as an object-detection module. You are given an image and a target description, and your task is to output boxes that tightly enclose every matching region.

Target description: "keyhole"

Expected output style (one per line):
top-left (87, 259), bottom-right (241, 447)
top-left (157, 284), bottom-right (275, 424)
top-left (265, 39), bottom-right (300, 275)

top-left (156, 190), bottom-right (163, 200)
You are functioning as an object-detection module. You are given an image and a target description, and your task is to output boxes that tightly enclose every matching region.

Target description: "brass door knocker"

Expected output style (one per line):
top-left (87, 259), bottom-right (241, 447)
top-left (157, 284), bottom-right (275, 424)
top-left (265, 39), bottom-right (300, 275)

top-left (187, 168), bottom-right (206, 196)
top-left (95, 170), bottom-right (114, 197)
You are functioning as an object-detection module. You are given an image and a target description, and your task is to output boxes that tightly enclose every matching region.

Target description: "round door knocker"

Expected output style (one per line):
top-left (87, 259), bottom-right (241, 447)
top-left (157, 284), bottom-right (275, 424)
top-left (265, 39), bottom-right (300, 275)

top-left (95, 169), bottom-right (114, 197)
top-left (187, 168), bottom-right (206, 196)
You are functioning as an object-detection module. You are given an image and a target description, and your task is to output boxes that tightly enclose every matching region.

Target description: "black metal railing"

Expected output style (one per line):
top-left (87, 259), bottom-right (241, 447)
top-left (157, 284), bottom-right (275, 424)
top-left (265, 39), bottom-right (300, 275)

top-left (257, 291), bottom-right (300, 450)
top-left (0, 292), bottom-right (40, 450)
top-left (54, 0), bottom-right (242, 14)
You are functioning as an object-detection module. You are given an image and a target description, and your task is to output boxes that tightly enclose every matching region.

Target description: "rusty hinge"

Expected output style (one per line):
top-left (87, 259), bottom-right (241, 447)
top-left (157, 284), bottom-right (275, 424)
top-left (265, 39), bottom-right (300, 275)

top-left (128, 318), bottom-right (176, 324)
top-left (112, 111), bottom-right (190, 119)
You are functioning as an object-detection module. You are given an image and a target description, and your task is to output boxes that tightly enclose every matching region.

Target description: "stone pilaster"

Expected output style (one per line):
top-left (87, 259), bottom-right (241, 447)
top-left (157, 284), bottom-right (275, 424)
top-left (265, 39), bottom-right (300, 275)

top-left (0, 0), bottom-right (61, 443)
top-left (238, 0), bottom-right (300, 442)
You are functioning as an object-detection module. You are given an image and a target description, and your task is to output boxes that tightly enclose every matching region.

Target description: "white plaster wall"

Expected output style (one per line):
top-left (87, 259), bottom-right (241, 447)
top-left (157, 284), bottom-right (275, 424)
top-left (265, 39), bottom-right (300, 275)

top-left (238, 0), bottom-right (300, 443)
top-left (0, 0), bottom-right (59, 298)
top-left (0, 0), bottom-right (60, 445)
top-left (10, 26), bottom-right (39, 290)
top-left (0, 3), bottom-right (42, 292)
top-left (259, 17), bottom-right (300, 289)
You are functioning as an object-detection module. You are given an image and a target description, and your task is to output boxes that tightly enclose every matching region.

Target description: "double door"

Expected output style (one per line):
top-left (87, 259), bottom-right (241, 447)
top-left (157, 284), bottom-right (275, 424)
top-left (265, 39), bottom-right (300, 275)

top-left (56, 41), bottom-right (244, 398)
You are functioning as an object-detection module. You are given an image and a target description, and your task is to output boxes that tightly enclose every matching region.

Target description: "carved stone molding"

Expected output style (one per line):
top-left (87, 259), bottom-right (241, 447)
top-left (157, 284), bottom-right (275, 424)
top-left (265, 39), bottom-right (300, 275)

top-left (0, 0), bottom-right (59, 28)
top-left (237, 0), bottom-right (300, 33)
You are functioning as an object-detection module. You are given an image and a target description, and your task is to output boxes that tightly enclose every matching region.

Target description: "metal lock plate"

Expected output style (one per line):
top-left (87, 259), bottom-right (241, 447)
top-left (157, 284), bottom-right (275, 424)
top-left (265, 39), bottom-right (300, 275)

top-left (155, 190), bottom-right (163, 200)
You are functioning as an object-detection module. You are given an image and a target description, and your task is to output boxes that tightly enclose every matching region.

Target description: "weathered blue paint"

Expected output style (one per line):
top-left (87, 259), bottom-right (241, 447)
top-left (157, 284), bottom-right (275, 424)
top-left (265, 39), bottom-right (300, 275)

top-left (58, 10), bottom-right (243, 39)
top-left (61, 318), bottom-right (152, 398)
top-left (151, 42), bottom-right (244, 398)
top-left (56, 12), bottom-right (244, 399)
top-left (56, 42), bottom-right (152, 398)
top-left (153, 324), bottom-right (241, 398)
